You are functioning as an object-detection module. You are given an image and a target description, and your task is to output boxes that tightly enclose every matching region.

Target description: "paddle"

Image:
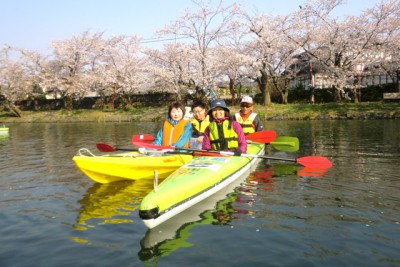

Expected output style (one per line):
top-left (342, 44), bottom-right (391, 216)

top-left (131, 130), bottom-right (277, 149)
top-left (97, 143), bottom-right (141, 152)
top-left (131, 134), bottom-right (155, 142)
top-left (131, 141), bottom-right (332, 168)
top-left (96, 143), bottom-right (195, 155)
top-left (245, 130), bottom-right (276, 143)
top-left (270, 136), bottom-right (299, 152)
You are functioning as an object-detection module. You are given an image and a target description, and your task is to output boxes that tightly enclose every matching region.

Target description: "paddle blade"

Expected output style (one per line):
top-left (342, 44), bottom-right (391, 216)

top-left (246, 130), bottom-right (277, 143)
top-left (132, 141), bottom-right (173, 150)
top-left (296, 156), bottom-right (332, 168)
top-left (132, 134), bottom-right (155, 143)
top-left (270, 136), bottom-right (299, 152)
top-left (96, 143), bottom-right (116, 152)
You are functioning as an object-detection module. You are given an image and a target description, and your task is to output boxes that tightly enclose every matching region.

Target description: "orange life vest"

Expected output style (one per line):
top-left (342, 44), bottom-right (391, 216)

top-left (161, 119), bottom-right (190, 148)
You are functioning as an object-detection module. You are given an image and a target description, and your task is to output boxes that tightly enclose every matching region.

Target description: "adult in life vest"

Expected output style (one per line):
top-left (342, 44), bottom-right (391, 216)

top-left (189, 100), bottom-right (210, 149)
top-left (202, 99), bottom-right (247, 155)
top-left (233, 96), bottom-right (264, 135)
top-left (153, 102), bottom-right (192, 148)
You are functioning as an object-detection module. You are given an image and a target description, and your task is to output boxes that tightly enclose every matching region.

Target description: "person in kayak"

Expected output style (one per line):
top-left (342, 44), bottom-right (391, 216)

top-left (153, 102), bottom-right (192, 148)
top-left (189, 100), bottom-right (210, 149)
top-left (233, 96), bottom-right (263, 135)
top-left (202, 99), bottom-right (247, 155)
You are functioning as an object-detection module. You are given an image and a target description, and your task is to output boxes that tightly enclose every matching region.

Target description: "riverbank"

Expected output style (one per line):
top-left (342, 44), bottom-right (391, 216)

top-left (1, 102), bottom-right (399, 123)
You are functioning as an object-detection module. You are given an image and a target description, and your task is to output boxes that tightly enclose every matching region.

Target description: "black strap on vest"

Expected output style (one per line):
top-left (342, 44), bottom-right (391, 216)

top-left (210, 121), bottom-right (237, 151)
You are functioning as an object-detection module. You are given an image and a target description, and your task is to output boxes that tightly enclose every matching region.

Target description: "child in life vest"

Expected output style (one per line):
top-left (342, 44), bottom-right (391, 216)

top-left (202, 99), bottom-right (246, 155)
top-left (189, 100), bottom-right (210, 149)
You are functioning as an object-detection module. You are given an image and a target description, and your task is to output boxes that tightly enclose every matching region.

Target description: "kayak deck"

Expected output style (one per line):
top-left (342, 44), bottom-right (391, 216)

top-left (72, 149), bottom-right (193, 184)
top-left (139, 143), bottom-right (265, 229)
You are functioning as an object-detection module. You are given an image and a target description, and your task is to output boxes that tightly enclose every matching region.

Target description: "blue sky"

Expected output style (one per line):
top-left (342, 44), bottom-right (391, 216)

top-left (1, 0), bottom-right (381, 54)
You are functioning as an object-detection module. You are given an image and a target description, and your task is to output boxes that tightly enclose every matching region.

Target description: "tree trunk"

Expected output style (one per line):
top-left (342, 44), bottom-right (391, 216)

top-left (64, 95), bottom-right (73, 110)
top-left (282, 90), bottom-right (288, 104)
top-left (256, 69), bottom-right (270, 106)
top-left (229, 78), bottom-right (235, 106)
top-left (333, 87), bottom-right (342, 102)
top-left (5, 102), bottom-right (21, 117)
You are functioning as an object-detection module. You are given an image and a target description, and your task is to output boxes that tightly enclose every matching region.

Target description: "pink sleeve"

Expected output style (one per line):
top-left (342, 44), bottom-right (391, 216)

top-left (202, 128), bottom-right (211, 150)
top-left (232, 121), bottom-right (247, 153)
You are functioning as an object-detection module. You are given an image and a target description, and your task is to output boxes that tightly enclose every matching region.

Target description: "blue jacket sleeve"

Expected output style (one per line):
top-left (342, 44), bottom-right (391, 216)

top-left (173, 122), bottom-right (193, 147)
top-left (153, 126), bottom-right (163, 145)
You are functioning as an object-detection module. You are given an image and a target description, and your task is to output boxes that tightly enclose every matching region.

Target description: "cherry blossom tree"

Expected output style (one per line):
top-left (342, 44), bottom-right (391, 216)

top-left (144, 42), bottom-right (195, 100)
top-left (0, 46), bottom-right (43, 116)
top-left (283, 0), bottom-right (399, 102)
top-left (45, 31), bottom-right (106, 109)
top-left (98, 35), bottom-right (147, 108)
top-left (239, 10), bottom-right (299, 105)
top-left (157, 0), bottom-right (238, 91)
top-left (213, 18), bottom-right (254, 105)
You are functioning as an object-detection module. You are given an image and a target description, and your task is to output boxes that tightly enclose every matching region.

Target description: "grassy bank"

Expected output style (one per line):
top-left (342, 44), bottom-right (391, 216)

top-left (1, 102), bottom-right (399, 123)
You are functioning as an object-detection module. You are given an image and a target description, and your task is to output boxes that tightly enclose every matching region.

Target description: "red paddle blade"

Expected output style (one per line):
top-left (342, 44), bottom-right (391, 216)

top-left (132, 134), bottom-right (155, 143)
top-left (296, 156), bottom-right (332, 168)
top-left (246, 130), bottom-right (277, 143)
top-left (96, 143), bottom-right (116, 152)
top-left (132, 141), bottom-right (173, 150)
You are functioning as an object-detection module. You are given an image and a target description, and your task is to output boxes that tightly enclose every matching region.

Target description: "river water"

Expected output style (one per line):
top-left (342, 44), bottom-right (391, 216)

top-left (0, 120), bottom-right (399, 267)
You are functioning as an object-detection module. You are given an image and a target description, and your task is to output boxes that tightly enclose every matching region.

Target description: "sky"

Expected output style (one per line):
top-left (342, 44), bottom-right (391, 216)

top-left (0, 0), bottom-right (382, 54)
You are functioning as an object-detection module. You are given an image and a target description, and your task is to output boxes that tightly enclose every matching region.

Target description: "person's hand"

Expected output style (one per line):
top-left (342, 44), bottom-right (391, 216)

top-left (138, 147), bottom-right (146, 154)
top-left (233, 148), bottom-right (242, 156)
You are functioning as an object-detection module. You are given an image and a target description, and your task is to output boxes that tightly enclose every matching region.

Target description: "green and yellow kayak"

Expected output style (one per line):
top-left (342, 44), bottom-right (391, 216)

top-left (139, 143), bottom-right (265, 229)
top-left (72, 150), bottom-right (193, 184)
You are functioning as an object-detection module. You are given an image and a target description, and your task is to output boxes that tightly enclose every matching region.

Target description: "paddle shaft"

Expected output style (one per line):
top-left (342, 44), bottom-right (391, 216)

top-left (211, 150), bottom-right (297, 163)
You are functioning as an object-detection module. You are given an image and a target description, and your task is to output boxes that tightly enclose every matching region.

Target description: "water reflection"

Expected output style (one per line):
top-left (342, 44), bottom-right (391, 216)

top-left (138, 178), bottom-right (242, 262)
top-left (73, 179), bottom-right (155, 231)
top-left (1, 121), bottom-right (398, 266)
top-left (137, 162), bottom-right (325, 263)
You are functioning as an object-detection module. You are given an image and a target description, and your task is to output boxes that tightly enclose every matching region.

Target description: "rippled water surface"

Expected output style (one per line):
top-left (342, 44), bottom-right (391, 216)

top-left (0, 120), bottom-right (399, 267)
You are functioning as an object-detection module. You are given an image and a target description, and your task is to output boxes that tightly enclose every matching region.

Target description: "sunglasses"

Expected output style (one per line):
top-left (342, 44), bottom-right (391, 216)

top-left (240, 104), bottom-right (253, 108)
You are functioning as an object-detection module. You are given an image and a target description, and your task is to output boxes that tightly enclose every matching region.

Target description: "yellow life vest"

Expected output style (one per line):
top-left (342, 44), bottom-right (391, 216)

top-left (209, 120), bottom-right (239, 151)
top-left (190, 115), bottom-right (210, 136)
top-left (234, 113), bottom-right (257, 134)
top-left (162, 120), bottom-right (189, 148)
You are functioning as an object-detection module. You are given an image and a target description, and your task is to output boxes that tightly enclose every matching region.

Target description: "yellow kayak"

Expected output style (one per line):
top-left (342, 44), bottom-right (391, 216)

top-left (72, 149), bottom-right (193, 184)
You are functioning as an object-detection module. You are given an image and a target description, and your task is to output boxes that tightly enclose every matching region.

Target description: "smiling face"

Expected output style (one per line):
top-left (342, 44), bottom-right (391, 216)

top-left (192, 106), bottom-right (206, 121)
top-left (211, 107), bottom-right (226, 120)
top-left (170, 107), bottom-right (184, 121)
top-left (240, 103), bottom-right (253, 115)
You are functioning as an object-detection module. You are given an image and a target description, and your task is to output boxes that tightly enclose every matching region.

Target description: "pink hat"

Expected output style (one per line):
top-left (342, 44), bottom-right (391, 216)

top-left (241, 96), bottom-right (253, 104)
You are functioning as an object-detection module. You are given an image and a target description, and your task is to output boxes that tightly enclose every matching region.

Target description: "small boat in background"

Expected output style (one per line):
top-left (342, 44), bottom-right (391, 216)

top-left (0, 125), bottom-right (9, 134)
